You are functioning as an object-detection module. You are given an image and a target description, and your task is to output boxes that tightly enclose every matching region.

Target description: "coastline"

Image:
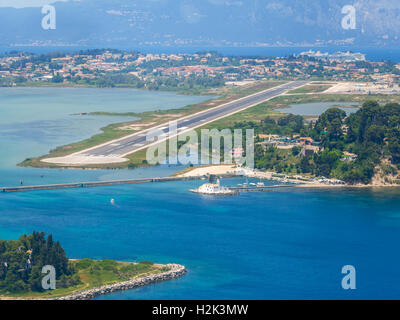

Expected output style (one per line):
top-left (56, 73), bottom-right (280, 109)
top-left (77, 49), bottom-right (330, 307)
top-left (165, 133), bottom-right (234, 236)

top-left (1, 264), bottom-right (187, 301)
top-left (56, 264), bottom-right (187, 301)
top-left (177, 165), bottom-right (400, 188)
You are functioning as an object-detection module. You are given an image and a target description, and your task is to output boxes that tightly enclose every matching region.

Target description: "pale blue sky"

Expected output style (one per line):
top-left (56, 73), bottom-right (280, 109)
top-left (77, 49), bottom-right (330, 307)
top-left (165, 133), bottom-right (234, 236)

top-left (0, 0), bottom-right (69, 8)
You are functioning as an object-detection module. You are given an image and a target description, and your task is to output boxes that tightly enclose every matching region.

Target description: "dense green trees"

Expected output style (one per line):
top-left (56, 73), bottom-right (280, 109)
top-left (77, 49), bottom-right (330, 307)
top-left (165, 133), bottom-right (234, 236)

top-left (313, 108), bottom-right (346, 145)
top-left (251, 100), bottom-right (400, 184)
top-left (300, 101), bottom-right (400, 183)
top-left (335, 100), bottom-right (400, 183)
top-left (253, 114), bottom-right (305, 136)
top-left (0, 232), bottom-right (79, 293)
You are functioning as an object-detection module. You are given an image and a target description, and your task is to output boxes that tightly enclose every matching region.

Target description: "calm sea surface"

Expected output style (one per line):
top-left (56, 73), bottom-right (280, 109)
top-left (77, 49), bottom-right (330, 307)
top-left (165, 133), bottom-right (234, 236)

top-left (1, 88), bottom-right (400, 299)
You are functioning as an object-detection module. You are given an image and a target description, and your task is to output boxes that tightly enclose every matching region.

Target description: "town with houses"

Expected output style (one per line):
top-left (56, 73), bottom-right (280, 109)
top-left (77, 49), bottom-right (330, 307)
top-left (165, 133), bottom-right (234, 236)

top-left (0, 49), bottom-right (400, 89)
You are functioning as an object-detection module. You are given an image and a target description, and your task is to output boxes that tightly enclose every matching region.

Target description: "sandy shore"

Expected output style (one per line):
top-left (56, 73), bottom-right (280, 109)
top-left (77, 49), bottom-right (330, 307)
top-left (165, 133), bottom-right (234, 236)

top-left (42, 155), bottom-right (129, 166)
top-left (178, 164), bottom-right (237, 177)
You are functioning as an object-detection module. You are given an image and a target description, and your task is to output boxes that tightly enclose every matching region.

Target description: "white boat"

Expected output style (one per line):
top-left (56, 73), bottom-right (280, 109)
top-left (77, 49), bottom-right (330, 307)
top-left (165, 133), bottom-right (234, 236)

top-left (257, 182), bottom-right (265, 187)
top-left (190, 179), bottom-right (238, 195)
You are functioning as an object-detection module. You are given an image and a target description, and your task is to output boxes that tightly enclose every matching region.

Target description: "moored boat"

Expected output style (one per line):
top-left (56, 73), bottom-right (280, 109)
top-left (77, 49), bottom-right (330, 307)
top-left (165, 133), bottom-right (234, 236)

top-left (190, 179), bottom-right (238, 195)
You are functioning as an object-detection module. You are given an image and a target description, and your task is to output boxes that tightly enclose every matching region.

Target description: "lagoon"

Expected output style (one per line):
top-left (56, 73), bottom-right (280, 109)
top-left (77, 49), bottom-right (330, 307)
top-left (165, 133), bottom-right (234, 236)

top-left (0, 88), bottom-right (209, 185)
top-left (278, 102), bottom-right (359, 116)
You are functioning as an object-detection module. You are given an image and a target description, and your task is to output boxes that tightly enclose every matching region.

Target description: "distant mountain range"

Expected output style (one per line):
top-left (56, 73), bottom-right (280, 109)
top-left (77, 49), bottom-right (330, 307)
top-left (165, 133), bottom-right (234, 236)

top-left (1, 0), bottom-right (400, 49)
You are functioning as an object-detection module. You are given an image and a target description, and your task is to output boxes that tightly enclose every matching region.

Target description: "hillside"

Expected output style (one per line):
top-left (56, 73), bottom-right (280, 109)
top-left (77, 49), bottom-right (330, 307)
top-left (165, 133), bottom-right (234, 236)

top-left (1, 0), bottom-right (400, 47)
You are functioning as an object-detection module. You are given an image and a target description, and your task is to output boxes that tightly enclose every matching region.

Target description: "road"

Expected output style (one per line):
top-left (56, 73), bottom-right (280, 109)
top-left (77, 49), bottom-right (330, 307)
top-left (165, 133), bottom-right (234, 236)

top-left (79, 81), bottom-right (307, 158)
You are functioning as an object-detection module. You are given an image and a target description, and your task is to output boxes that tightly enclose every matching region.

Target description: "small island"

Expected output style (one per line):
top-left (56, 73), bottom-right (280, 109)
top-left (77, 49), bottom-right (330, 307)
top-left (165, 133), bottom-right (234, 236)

top-left (0, 232), bottom-right (186, 300)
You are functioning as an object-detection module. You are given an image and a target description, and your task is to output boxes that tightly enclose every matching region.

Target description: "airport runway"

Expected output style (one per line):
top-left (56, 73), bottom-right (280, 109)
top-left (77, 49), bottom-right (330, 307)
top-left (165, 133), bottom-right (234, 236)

top-left (75, 81), bottom-right (307, 158)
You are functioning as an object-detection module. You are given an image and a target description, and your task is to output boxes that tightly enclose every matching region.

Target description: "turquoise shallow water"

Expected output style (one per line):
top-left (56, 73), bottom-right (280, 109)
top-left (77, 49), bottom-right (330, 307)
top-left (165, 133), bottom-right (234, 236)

top-left (0, 88), bottom-right (210, 184)
top-left (1, 88), bottom-right (400, 299)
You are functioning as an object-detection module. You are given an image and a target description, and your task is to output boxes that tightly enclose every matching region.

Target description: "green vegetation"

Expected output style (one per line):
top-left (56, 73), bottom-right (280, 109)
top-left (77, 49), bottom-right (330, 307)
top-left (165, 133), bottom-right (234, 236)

top-left (297, 101), bottom-right (400, 184)
top-left (287, 84), bottom-right (332, 94)
top-left (0, 232), bottom-right (78, 294)
top-left (83, 73), bottom-right (225, 95)
top-left (270, 93), bottom-right (400, 107)
top-left (255, 146), bottom-right (302, 174)
top-left (321, 101), bottom-right (400, 184)
top-left (0, 232), bottom-right (166, 299)
top-left (72, 258), bottom-right (160, 288)
top-left (248, 100), bottom-right (400, 184)
top-left (255, 113), bottom-right (305, 136)
top-left (199, 92), bottom-right (395, 130)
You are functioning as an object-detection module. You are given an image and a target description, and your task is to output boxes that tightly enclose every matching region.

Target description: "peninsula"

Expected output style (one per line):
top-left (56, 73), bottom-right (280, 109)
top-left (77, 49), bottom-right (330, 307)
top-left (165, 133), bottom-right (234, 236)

top-left (0, 232), bottom-right (186, 300)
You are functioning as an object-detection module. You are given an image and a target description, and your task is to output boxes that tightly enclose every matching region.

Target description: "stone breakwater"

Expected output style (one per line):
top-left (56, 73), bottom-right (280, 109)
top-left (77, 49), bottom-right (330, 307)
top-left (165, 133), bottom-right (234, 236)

top-left (55, 264), bottom-right (187, 300)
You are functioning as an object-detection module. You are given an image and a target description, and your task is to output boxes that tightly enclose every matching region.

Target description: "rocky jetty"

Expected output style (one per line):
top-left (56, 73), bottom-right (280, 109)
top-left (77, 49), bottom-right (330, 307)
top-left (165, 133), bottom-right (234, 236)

top-left (55, 264), bottom-right (187, 300)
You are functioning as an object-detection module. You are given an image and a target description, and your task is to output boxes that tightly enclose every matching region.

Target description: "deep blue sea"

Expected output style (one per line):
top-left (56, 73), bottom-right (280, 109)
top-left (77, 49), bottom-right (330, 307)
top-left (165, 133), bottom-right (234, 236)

top-left (1, 180), bottom-right (400, 300)
top-left (1, 88), bottom-right (400, 300)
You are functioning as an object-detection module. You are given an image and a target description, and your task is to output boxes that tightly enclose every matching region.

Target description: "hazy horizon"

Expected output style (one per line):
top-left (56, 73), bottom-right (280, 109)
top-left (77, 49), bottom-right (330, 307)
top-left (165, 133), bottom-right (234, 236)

top-left (1, 0), bottom-right (400, 48)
